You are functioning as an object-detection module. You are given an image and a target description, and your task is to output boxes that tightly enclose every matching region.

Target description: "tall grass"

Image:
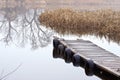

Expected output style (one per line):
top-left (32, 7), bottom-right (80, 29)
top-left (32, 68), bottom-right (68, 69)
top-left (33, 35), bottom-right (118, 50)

top-left (39, 8), bottom-right (120, 44)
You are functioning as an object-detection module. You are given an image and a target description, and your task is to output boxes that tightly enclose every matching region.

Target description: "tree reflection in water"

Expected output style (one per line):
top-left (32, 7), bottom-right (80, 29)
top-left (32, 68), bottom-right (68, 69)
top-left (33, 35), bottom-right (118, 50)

top-left (0, 1), bottom-right (53, 49)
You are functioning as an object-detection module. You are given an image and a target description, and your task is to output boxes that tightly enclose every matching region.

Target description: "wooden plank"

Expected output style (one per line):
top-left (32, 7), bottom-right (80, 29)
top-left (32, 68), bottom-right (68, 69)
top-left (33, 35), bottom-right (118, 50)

top-left (95, 62), bottom-right (120, 76)
top-left (78, 52), bottom-right (115, 56)
top-left (65, 40), bottom-right (91, 42)
top-left (55, 38), bottom-right (120, 78)
top-left (67, 42), bottom-right (96, 44)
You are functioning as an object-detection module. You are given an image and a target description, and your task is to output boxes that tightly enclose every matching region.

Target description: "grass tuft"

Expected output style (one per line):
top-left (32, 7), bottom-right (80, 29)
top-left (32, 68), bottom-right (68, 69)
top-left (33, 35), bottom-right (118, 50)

top-left (39, 8), bottom-right (120, 43)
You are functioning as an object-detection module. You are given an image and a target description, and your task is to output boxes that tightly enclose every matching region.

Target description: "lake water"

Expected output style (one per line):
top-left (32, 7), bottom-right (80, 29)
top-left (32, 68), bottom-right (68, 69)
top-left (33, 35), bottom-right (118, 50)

top-left (0, 0), bottom-right (120, 80)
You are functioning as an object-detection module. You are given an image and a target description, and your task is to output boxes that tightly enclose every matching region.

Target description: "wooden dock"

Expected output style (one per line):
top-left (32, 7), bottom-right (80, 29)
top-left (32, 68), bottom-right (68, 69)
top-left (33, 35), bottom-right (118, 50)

top-left (53, 37), bottom-right (120, 80)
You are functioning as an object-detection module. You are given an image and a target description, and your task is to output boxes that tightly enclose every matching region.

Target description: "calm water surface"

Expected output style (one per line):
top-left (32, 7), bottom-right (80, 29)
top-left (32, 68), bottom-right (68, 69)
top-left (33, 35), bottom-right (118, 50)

top-left (0, 0), bottom-right (120, 80)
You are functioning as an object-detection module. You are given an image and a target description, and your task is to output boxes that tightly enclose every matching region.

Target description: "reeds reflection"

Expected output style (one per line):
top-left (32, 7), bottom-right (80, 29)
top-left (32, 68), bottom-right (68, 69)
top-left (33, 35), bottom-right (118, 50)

top-left (39, 8), bottom-right (120, 44)
top-left (0, 1), bottom-right (53, 49)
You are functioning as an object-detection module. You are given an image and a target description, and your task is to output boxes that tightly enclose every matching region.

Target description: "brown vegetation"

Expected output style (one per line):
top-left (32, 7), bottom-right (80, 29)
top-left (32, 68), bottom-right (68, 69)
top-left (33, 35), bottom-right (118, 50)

top-left (39, 8), bottom-right (120, 43)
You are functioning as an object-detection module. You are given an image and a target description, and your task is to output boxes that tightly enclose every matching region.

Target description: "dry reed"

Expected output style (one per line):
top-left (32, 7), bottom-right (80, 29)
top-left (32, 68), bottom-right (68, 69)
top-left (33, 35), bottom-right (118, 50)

top-left (39, 8), bottom-right (120, 44)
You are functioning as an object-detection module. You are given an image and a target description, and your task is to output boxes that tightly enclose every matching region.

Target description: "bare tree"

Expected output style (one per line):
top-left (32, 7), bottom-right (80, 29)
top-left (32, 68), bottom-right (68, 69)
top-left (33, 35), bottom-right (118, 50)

top-left (0, 2), bottom-right (53, 49)
top-left (23, 9), bottom-right (53, 49)
top-left (0, 64), bottom-right (22, 80)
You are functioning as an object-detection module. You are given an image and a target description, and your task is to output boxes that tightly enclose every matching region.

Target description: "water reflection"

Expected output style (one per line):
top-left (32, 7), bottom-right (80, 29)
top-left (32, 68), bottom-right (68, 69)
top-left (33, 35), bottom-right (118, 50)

top-left (0, 0), bottom-right (120, 80)
top-left (0, 63), bottom-right (21, 80)
top-left (0, 0), bottom-right (53, 49)
top-left (52, 47), bottom-right (118, 80)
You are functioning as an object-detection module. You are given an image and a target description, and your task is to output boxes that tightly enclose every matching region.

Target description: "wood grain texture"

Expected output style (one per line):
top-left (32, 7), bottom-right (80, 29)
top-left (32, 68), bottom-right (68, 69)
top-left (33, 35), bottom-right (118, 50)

top-left (58, 39), bottom-right (120, 77)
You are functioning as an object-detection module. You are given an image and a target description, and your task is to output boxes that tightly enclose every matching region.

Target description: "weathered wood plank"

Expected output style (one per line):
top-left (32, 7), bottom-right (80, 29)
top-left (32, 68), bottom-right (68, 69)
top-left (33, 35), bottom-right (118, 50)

top-left (53, 37), bottom-right (120, 79)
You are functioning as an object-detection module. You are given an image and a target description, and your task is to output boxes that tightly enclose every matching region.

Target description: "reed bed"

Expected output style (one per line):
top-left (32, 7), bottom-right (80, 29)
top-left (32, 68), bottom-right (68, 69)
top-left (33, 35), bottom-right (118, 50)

top-left (39, 8), bottom-right (120, 43)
